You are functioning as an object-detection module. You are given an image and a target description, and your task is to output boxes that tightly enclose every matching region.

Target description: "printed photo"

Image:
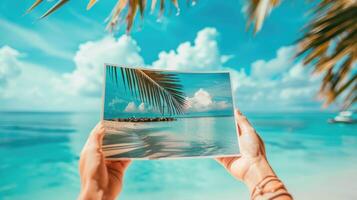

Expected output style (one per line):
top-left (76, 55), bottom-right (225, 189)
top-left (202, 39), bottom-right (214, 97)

top-left (102, 65), bottom-right (239, 159)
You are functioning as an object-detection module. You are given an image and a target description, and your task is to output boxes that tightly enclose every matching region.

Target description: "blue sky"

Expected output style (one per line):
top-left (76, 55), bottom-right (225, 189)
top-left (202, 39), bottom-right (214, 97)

top-left (0, 0), bottom-right (331, 112)
top-left (103, 66), bottom-right (234, 119)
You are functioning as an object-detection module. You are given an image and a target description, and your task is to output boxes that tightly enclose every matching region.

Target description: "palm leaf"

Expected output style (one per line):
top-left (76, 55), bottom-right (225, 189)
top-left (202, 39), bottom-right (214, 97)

top-left (26, 0), bottom-right (43, 13)
top-left (26, 0), bottom-right (196, 33)
top-left (40, 0), bottom-right (70, 19)
top-left (106, 0), bottom-right (128, 32)
top-left (108, 66), bottom-right (187, 115)
top-left (87, 0), bottom-right (98, 10)
top-left (296, 0), bottom-right (357, 109)
top-left (246, 0), bottom-right (281, 33)
top-left (245, 0), bottom-right (356, 109)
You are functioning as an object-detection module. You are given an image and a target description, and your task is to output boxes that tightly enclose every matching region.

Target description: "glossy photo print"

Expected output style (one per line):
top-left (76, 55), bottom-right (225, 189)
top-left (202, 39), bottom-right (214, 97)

top-left (102, 65), bottom-right (239, 159)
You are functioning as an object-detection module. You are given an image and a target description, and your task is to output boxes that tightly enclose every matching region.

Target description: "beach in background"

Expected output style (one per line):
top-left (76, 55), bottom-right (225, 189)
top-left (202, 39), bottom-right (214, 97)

top-left (102, 116), bottom-right (239, 159)
top-left (0, 111), bottom-right (356, 200)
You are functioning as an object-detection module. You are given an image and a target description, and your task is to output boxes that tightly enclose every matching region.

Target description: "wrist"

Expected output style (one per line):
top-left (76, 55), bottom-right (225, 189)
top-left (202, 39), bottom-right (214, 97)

top-left (243, 157), bottom-right (276, 193)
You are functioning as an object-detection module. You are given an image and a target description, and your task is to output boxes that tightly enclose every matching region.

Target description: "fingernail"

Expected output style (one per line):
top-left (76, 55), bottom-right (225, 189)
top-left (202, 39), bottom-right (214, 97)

top-left (236, 109), bottom-right (242, 115)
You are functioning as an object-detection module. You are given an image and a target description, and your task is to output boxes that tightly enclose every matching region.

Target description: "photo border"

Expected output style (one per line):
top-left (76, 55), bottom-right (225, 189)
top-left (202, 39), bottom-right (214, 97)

top-left (100, 63), bottom-right (240, 160)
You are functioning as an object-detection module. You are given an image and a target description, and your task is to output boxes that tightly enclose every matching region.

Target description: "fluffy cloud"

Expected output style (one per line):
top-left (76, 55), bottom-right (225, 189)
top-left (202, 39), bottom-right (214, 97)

top-left (251, 46), bottom-right (295, 79)
top-left (233, 46), bottom-right (321, 111)
top-left (124, 102), bottom-right (146, 113)
top-left (0, 46), bottom-right (100, 111)
top-left (186, 89), bottom-right (231, 112)
top-left (0, 46), bottom-right (21, 91)
top-left (152, 27), bottom-right (232, 71)
top-left (108, 97), bottom-right (125, 108)
top-left (58, 36), bottom-right (144, 97)
top-left (0, 27), bottom-right (323, 112)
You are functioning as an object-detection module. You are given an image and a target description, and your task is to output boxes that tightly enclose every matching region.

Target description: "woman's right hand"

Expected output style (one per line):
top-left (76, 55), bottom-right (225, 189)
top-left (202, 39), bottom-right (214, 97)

top-left (216, 110), bottom-right (292, 199)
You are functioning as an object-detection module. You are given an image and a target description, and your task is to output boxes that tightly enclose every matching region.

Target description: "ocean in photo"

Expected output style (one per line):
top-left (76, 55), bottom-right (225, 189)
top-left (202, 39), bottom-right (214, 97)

top-left (102, 116), bottom-right (239, 159)
top-left (0, 111), bottom-right (356, 199)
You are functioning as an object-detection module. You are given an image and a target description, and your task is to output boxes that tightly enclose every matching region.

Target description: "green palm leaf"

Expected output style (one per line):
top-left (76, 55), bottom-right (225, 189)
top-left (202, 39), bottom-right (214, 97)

top-left (108, 66), bottom-right (187, 115)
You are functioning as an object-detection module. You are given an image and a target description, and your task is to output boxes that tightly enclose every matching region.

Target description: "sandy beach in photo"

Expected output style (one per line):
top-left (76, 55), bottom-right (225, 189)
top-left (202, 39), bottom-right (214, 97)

top-left (102, 116), bottom-right (239, 159)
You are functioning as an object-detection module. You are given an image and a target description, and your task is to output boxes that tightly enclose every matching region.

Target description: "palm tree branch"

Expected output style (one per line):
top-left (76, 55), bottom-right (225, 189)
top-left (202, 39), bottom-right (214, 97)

top-left (109, 66), bottom-right (186, 115)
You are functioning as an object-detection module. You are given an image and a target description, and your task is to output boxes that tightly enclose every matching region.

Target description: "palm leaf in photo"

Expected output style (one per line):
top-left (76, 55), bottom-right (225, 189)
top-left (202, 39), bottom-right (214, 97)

top-left (108, 66), bottom-right (187, 115)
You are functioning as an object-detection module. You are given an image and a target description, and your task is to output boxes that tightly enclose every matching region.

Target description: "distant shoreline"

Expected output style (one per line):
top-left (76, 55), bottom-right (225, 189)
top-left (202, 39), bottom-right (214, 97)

top-left (107, 117), bottom-right (176, 122)
top-left (105, 115), bottom-right (234, 122)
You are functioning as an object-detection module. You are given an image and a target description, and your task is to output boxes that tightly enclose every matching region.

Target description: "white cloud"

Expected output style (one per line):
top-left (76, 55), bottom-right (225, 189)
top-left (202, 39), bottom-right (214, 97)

top-left (108, 97), bottom-right (125, 108)
top-left (0, 46), bottom-right (21, 91)
top-left (0, 46), bottom-right (100, 111)
top-left (0, 27), bottom-right (323, 112)
top-left (232, 46), bottom-right (321, 111)
top-left (58, 36), bottom-right (144, 97)
top-left (151, 27), bottom-right (231, 71)
top-left (124, 102), bottom-right (146, 113)
top-left (186, 89), bottom-right (231, 112)
top-left (251, 46), bottom-right (295, 79)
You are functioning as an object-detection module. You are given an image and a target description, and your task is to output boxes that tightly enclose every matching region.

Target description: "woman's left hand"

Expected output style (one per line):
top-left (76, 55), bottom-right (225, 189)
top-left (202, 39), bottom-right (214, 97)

top-left (78, 122), bottom-right (131, 200)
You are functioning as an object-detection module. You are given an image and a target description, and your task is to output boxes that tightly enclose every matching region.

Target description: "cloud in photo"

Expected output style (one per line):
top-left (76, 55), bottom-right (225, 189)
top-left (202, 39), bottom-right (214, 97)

top-left (124, 102), bottom-right (147, 113)
top-left (108, 97), bottom-right (125, 108)
top-left (186, 89), bottom-right (231, 112)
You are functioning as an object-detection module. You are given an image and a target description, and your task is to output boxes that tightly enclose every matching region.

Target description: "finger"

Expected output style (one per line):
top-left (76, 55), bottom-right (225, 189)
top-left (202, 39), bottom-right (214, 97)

top-left (80, 122), bottom-right (102, 171)
top-left (235, 110), bottom-right (255, 136)
top-left (107, 160), bottom-right (132, 170)
top-left (88, 122), bottom-right (105, 149)
top-left (106, 160), bottom-right (132, 180)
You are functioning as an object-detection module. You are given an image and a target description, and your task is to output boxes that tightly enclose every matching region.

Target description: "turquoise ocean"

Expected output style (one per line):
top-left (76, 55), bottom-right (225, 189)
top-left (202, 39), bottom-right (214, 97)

top-left (0, 112), bottom-right (356, 199)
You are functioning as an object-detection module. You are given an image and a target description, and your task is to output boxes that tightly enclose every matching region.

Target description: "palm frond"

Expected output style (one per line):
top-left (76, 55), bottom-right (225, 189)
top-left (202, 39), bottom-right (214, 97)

top-left (26, 0), bottom-right (193, 33)
top-left (87, 0), bottom-right (98, 10)
top-left (246, 0), bottom-right (281, 33)
top-left (108, 66), bottom-right (187, 115)
top-left (26, 0), bottom-right (43, 13)
top-left (40, 0), bottom-right (70, 19)
top-left (297, 0), bottom-right (357, 109)
top-left (246, 0), bottom-right (356, 109)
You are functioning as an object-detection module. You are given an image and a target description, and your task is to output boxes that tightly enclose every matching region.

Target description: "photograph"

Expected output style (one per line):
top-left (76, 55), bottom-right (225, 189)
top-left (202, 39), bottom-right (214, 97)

top-left (102, 65), bottom-right (240, 159)
top-left (3, 1), bottom-right (356, 199)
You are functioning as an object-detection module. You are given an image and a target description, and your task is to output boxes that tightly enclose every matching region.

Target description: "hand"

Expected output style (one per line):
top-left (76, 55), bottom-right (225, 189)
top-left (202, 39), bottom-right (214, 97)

top-left (78, 122), bottom-right (131, 200)
top-left (216, 110), bottom-right (275, 192)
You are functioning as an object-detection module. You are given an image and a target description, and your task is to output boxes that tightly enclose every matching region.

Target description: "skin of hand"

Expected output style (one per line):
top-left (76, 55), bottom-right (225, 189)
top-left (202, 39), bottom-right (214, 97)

top-left (216, 110), bottom-right (289, 198)
top-left (78, 122), bottom-right (131, 200)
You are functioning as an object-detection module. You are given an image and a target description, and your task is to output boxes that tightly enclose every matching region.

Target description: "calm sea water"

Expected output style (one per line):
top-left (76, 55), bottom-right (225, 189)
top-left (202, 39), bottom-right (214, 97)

top-left (0, 112), bottom-right (356, 200)
top-left (103, 117), bottom-right (239, 159)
